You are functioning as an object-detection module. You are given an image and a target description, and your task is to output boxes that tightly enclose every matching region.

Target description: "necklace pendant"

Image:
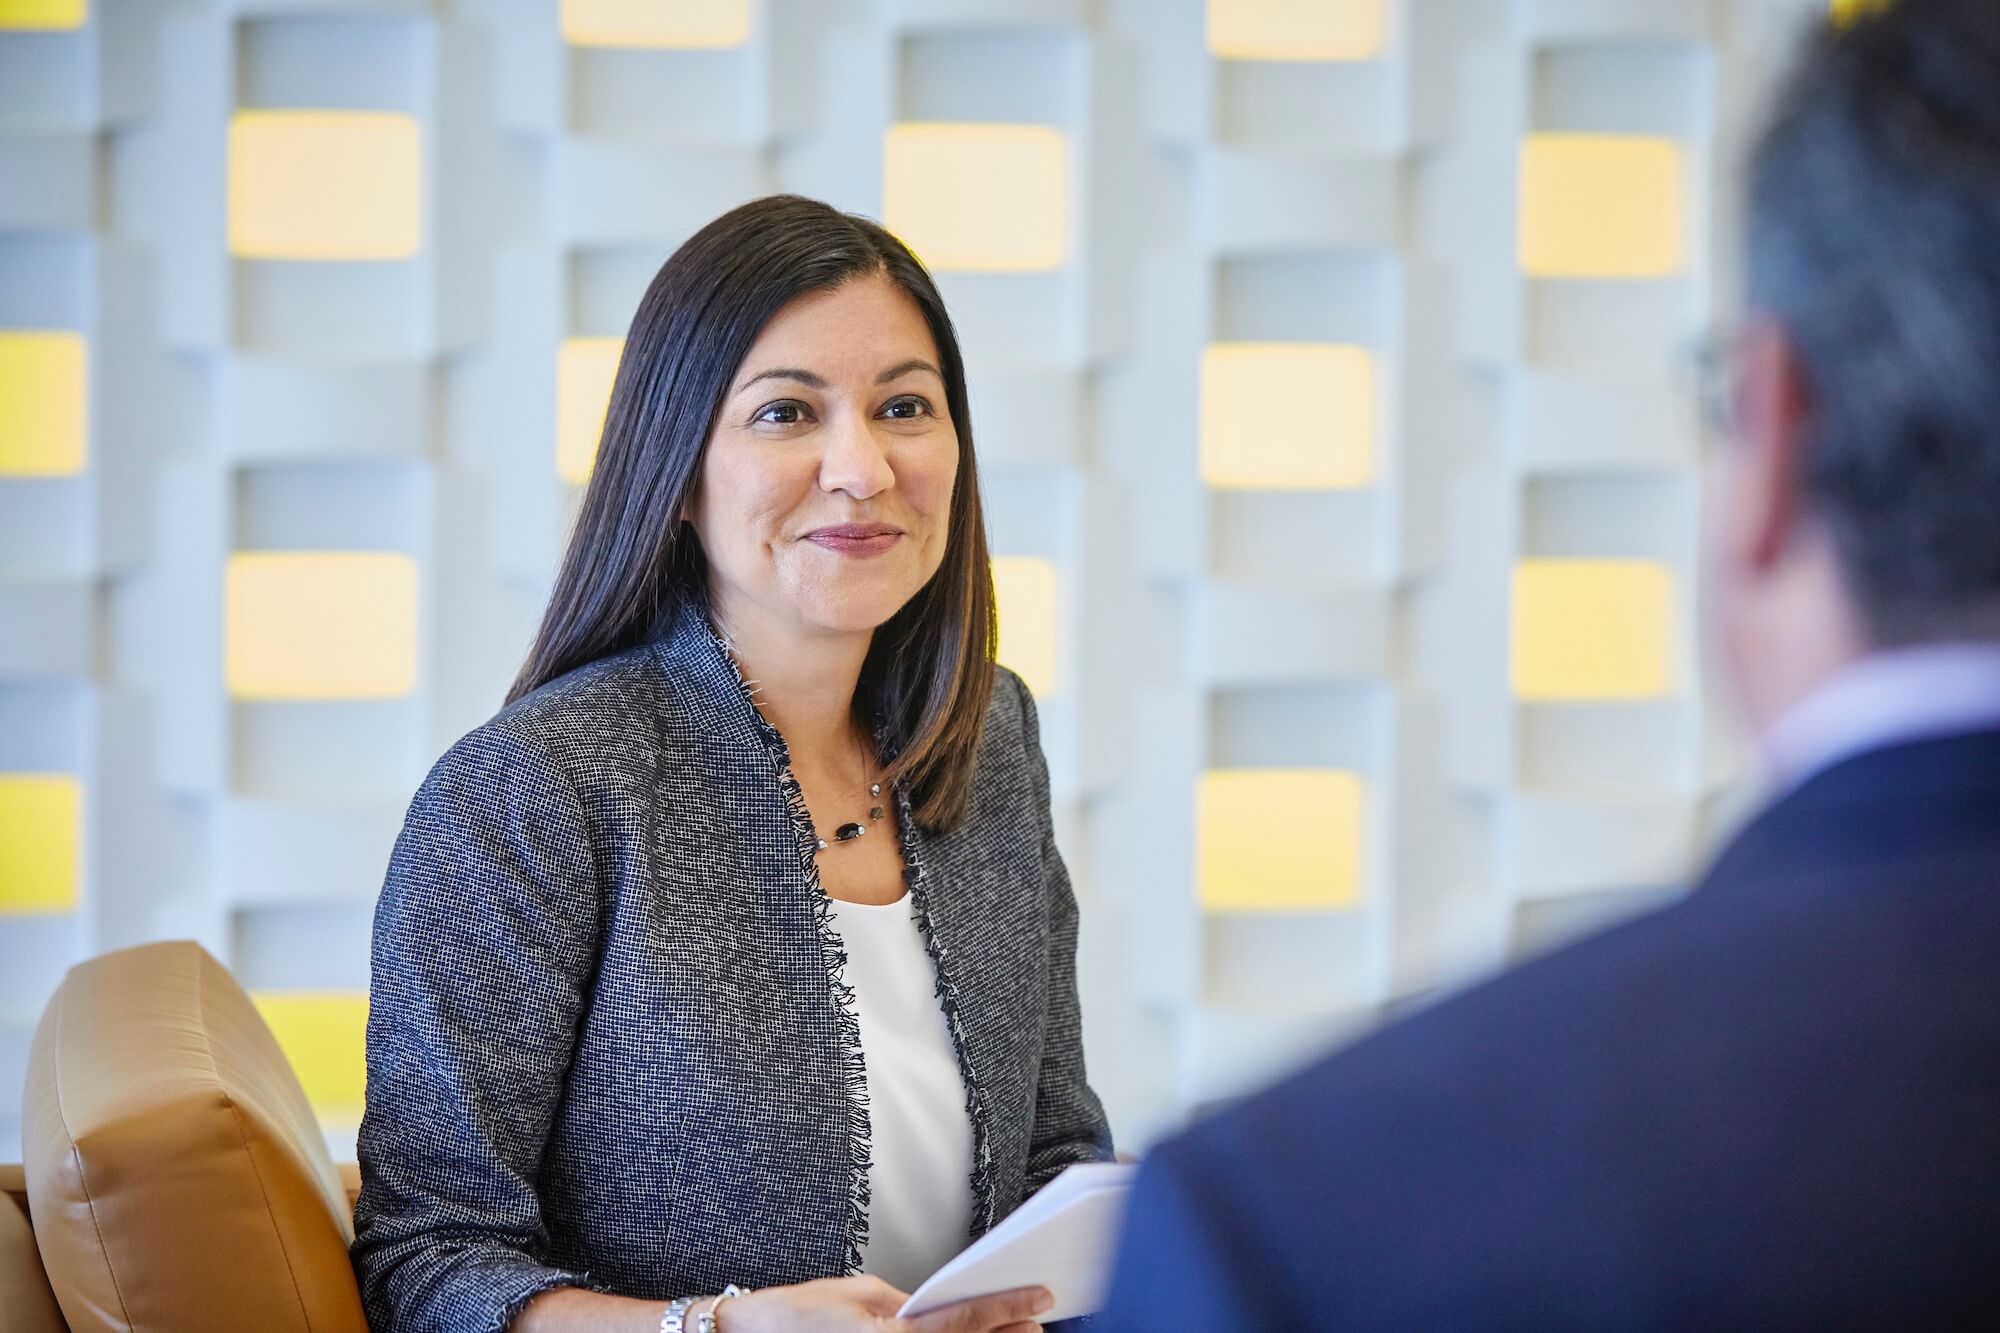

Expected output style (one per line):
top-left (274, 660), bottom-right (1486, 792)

top-left (833, 822), bottom-right (866, 843)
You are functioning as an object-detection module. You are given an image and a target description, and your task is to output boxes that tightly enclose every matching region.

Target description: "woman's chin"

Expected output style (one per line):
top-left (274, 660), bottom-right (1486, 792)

top-left (793, 588), bottom-right (922, 638)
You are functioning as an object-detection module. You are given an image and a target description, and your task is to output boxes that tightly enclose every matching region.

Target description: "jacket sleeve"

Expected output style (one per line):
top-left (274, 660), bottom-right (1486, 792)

top-left (1095, 1137), bottom-right (1291, 1333)
top-left (351, 722), bottom-right (609, 1333)
top-left (1014, 673), bottom-right (1116, 1194)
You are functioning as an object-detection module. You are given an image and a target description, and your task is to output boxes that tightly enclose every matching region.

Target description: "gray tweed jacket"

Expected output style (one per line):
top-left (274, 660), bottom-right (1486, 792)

top-left (351, 607), bottom-right (1113, 1333)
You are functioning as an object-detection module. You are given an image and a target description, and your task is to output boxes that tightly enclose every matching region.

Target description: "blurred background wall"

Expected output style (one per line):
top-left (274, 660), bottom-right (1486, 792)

top-left (0, 0), bottom-right (1864, 1161)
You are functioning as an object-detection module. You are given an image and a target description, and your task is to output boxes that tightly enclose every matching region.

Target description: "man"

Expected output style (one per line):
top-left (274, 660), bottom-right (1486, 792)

top-left (1100, 1), bottom-right (2000, 1327)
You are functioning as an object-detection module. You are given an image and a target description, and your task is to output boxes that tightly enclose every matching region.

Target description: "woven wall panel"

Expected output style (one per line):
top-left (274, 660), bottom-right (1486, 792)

top-left (0, 0), bottom-right (1820, 1158)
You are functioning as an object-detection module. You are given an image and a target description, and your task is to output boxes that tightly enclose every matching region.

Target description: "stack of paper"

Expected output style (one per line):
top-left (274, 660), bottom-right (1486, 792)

top-left (899, 1162), bottom-right (1136, 1323)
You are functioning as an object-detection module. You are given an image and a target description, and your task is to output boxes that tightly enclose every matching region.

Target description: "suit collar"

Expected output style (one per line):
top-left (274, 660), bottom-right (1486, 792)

top-left (1765, 643), bottom-right (2000, 795)
top-left (648, 600), bottom-right (761, 744)
top-left (1703, 724), bottom-right (2000, 895)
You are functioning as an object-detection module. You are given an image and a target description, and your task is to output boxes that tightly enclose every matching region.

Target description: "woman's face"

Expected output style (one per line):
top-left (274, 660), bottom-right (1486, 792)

top-left (689, 271), bottom-right (961, 642)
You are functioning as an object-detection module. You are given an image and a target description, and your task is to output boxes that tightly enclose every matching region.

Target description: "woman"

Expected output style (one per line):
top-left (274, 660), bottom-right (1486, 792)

top-left (351, 195), bottom-right (1112, 1333)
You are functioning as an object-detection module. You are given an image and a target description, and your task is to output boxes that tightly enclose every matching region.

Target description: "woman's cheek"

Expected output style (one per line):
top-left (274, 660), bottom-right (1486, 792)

top-left (914, 443), bottom-right (958, 516)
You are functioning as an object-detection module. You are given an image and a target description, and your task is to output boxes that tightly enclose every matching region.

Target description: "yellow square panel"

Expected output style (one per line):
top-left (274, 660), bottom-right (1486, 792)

top-left (1512, 559), bottom-right (1675, 701)
top-left (1518, 134), bottom-right (1684, 280)
top-left (993, 556), bottom-right (1059, 699)
top-left (0, 775), bottom-right (82, 915)
top-left (253, 992), bottom-right (369, 1119)
top-left (1200, 343), bottom-right (1373, 490)
top-left (557, 336), bottom-right (623, 486)
top-left (225, 552), bottom-right (420, 700)
top-left (884, 124), bottom-right (1066, 273)
top-left (0, 0), bottom-right (85, 28)
top-left (1207, 0), bottom-right (1383, 62)
top-left (1832, 0), bottom-right (1890, 23)
top-left (228, 111), bottom-right (423, 262)
top-left (560, 0), bottom-right (751, 47)
top-left (0, 331), bottom-right (87, 477)
top-left (1198, 769), bottom-right (1363, 913)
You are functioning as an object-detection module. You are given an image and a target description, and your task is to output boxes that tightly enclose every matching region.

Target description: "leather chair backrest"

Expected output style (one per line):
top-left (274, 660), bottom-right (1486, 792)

top-left (21, 941), bottom-right (367, 1332)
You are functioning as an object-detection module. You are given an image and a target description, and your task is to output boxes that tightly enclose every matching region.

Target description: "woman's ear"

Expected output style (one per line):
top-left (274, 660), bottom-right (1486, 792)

top-left (677, 476), bottom-right (700, 531)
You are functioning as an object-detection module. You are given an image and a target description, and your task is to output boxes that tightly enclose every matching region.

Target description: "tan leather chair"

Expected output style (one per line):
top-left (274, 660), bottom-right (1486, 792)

top-left (2, 1186), bottom-right (67, 1333)
top-left (20, 940), bottom-right (369, 1332)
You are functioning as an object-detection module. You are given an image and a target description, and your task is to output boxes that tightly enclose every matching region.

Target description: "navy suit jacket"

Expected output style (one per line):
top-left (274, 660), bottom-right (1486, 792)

top-left (1100, 728), bottom-right (2000, 1330)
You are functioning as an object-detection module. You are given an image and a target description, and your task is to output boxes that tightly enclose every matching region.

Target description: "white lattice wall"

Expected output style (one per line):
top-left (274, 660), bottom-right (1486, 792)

top-left (0, 0), bottom-right (1830, 1161)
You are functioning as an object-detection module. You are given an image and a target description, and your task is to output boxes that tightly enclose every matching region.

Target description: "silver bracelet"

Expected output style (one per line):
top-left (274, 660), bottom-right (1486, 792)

top-left (658, 1296), bottom-right (698, 1333)
top-left (695, 1284), bottom-right (747, 1333)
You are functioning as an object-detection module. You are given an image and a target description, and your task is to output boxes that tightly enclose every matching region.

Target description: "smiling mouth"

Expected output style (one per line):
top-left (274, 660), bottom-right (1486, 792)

top-left (802, 524), bottom-right (904, 557)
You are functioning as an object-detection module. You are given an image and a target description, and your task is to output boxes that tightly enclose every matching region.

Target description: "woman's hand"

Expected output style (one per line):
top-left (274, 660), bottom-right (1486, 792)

top-left (721, 1276), bottom-right (1053, 1333)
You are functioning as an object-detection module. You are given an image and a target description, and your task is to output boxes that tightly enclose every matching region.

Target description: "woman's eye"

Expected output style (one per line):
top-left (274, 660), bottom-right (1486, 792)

top-left (881, 396), bottom-right (932, 421)
top-left (755, 401), bottom-right (809, 426)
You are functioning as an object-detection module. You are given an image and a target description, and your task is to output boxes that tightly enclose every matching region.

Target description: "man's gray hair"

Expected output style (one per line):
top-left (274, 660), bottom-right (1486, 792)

top-left (1748, 0), bottom-right (2000, 645)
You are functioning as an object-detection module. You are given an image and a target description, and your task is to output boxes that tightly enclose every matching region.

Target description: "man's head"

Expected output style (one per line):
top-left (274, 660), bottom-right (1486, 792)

top-left (1711, 0), bottom-right (2000, 734)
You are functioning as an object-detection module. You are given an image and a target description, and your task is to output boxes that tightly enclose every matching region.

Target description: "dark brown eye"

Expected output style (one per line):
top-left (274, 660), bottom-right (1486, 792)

top-left (756, 400), bottom-right (808, 426)
top-left (882, 396), bottom-right (931, 420)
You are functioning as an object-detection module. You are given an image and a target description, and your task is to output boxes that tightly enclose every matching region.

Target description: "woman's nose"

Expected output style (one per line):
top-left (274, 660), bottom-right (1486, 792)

top-left (818, 411), bottom-right (895, 500)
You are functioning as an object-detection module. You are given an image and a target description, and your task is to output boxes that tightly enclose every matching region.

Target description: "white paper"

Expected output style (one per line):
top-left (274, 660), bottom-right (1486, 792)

top-left (898, 1162), bottom-right (1135, 1323)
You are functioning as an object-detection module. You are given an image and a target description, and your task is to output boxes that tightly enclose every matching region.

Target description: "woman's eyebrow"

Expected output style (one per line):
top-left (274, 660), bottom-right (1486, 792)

top-left (876, 358), bottom-right (943, 384)
top-left (736, 366), bottom-right (827, 393)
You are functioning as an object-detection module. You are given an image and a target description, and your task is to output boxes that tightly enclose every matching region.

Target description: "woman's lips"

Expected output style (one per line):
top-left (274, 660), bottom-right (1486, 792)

top-left (803, 525), bottom-right (903, 557)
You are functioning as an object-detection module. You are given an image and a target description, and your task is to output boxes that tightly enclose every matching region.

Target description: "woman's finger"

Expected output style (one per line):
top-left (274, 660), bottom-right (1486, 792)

top-left (846, 1273), bottom-right (911, 1317)
top-left (905, 1286), bottom-right (1054, 1333)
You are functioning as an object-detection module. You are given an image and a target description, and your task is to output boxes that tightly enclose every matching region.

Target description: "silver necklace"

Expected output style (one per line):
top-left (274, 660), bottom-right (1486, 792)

top-left (814, 782), bottom-right (886, 851)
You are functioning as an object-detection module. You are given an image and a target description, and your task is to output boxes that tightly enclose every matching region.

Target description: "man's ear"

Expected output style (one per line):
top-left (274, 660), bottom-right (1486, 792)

top-left (1729, 318), bottom-right (1815, 575)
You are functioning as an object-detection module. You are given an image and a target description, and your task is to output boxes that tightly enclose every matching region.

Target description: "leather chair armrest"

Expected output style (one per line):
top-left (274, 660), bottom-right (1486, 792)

top-left (1, 1163), bottom-right (26, 1219)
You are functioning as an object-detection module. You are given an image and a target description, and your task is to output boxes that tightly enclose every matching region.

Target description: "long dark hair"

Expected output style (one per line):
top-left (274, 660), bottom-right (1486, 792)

top-left (508, 195), bottom-right (996, 830)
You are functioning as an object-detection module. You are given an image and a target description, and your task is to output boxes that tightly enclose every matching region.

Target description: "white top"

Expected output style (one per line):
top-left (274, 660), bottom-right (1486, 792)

top-left (1763, 643), bottom-right (2000, 792)
top-left (824, 893), bottom-right (977, 1295)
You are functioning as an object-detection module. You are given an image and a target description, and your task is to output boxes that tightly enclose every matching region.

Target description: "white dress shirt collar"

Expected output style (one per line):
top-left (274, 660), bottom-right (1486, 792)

top-left (1764, 641), bottom-right (2000, 793)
